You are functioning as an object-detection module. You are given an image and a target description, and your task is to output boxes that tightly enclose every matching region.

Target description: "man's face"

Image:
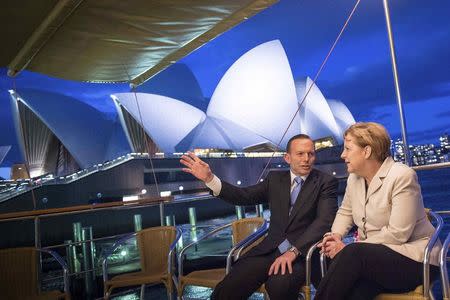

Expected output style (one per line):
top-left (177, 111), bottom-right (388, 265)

top-left (284, 138), bottom-right (316, 176)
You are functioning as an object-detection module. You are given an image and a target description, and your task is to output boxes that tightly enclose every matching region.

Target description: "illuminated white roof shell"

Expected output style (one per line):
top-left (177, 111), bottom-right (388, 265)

top-left (112, 93), bottom-right (205, 153)
top-left (207, 40), bottom-right (301, 148)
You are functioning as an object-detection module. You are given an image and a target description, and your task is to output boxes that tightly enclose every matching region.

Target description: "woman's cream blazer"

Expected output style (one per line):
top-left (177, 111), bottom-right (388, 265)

top-left (332, 157), bottom-right (440, 265)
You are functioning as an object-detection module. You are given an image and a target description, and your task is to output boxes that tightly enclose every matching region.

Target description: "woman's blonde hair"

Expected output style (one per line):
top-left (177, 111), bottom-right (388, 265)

top-left (344, 122), bottom-right (391, 162)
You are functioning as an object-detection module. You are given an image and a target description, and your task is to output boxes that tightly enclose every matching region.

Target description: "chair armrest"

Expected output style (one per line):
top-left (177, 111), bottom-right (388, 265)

top-left (101, 232), bottom-right (137, 283)
top-left (440, 231), bottom-right (450, 299)
top-left (168, 227), bottom-right (183, 284)
top-left (38, 248), bottom-right (70, 296)
top-left (318, 232), bottom-right (355, 279)
top-left (304, 241), bottom-right (321, 287)
top-left (226, 221), bottom-right (269, 274)
top-left (178, 223), bottom-right (232, 277)
top-left (423, 211), bottom-right (443, 297)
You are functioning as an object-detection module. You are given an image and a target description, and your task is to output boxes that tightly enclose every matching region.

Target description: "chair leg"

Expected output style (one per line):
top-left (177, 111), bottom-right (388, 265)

top-left (165, 281), bottom-right (173, 300)
top-left (177, 284), bottom-right (184, 300)
top-left (104, 290), bottom-right (111, 300)
top-left (140, 284), bottom-right (145, 299)
top-left (104, 286), bottom-right (112, 300)
top-left (429, 289), bottom-right (436, 300)
top-left (302, 285), bottom-right (311, 300)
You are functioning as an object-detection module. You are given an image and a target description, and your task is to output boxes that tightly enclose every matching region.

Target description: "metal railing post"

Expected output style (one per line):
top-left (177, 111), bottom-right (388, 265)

top-left (133, 214), bottom-right (142, 232)
top-left (188, 207), bottom-right (197, 229)
top-left (235, 206), bottom-right (244, 220)
top-left (81, 226), bottom-right (95, 297)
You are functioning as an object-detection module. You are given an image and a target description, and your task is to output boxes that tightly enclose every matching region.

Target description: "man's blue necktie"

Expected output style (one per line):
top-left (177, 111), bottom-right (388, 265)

top-left (290, 176), bottom-right (304, 213)
top-left (278, 176), bottom-right (305, 254)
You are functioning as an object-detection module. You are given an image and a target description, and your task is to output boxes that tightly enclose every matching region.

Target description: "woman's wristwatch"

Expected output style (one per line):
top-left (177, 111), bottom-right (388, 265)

top-left (288, 245), bottom-right (300, 257)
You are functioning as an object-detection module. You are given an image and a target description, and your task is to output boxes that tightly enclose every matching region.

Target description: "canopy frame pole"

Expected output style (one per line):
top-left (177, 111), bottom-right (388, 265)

top-left (7, 0), bottom-right (84, 77)
top-left (382, 0), bottom-right (411, 166)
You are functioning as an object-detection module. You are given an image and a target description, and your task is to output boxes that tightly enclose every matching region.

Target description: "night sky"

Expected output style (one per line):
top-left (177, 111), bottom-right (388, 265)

top-left (1, 0), bottom-right (449, 168)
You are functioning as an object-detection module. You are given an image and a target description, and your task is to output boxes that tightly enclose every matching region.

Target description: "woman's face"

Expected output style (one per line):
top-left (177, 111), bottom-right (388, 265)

top-left (341, 134), bottom-right (367, 175)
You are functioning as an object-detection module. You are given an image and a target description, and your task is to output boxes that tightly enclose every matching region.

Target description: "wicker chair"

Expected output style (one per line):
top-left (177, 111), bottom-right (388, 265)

top-left (374, 210), bottom-right (443, 300)
top-left (102, 226), bottom-right (182, 299)
top-left (177, 217), bottom-right (268, 298)
top-left (318, 210), bottom-right (443, 300)
top-left (0, 247), bottom-right (70, 300)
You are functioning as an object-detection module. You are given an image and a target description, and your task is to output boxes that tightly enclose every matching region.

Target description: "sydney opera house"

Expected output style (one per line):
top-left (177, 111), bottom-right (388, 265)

top-left (8, 40), bottom-right (354, 179)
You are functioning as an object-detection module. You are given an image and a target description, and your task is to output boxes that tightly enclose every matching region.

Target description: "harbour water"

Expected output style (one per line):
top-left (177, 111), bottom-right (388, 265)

top-left (417, 168), bottom-right (450, 217)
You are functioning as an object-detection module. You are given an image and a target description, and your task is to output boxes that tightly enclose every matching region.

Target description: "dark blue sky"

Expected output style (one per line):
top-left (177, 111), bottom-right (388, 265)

top-left (1, 0), bottom-right (449, 167)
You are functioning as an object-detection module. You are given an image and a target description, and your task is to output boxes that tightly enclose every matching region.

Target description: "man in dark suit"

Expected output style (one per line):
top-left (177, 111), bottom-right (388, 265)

top-left (180, 134), bottom-right (338, 300)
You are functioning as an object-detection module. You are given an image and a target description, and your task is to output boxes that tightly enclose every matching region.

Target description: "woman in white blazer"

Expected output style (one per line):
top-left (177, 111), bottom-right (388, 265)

top-left (315, 122), bottom-right (440, 300)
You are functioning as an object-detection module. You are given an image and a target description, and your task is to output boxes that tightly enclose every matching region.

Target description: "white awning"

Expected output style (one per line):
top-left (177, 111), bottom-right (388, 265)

top-left (1, 0), bottom-right (278, 85)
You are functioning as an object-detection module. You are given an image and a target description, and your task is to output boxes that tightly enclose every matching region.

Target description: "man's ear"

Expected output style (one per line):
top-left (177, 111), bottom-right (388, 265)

top-left (364, 146), bottom-right (372, 159)
top-left (284, 153), bottom-right (291, 164)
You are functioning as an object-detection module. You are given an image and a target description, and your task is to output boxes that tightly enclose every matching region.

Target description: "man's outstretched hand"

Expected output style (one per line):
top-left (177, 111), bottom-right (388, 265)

top-left (180, 151), bottom-right (214, 183)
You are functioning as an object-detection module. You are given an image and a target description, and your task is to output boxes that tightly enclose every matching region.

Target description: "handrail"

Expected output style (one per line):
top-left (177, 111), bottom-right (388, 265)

top-left (412, 162), bottom-right (450, 171)
top-left (43, 223), bottom-right (214, 250)
top-left (435, 211), bottom-right (450, 215)
top-left (0, 195), bottom-right (173, 222)
top-left (1, 161), bottom-right (448, 224)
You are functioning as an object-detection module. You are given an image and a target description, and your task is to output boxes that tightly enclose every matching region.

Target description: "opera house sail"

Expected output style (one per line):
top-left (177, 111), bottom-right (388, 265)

top-left (9, 89), bottom-right (130, 178)
top-left (113, 40), bottom-right (356, 154)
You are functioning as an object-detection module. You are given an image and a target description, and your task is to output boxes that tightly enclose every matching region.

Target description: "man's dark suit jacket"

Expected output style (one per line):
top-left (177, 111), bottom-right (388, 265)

top-left (218, 169), bottom-right (338, 256)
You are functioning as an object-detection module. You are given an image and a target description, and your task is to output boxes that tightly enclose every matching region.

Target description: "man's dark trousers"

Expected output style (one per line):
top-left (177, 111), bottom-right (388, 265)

top-left (210, 169), bottom-right (338, 299)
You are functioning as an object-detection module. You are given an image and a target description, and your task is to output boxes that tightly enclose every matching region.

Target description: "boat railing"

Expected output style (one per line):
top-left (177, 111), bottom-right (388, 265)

top-left (0, 195), bottom-right (175, 253)
top-left (0, 195), bottom-right (172, 222)
top-left (412, 162), bottom-right (450, 171)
